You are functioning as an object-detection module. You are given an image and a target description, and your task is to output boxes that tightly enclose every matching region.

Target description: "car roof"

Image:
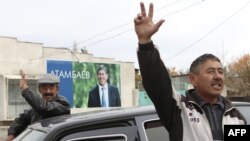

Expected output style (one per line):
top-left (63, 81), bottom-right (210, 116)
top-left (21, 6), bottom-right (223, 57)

top-left (232, 101), bottom-right (250, 106)
top-left (28, 105), bottom-right (157, 133)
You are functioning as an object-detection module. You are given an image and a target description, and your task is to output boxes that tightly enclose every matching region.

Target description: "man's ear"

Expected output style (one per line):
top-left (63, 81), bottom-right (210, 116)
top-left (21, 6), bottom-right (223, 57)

top-left (189, 73), bottom-right (197, 87)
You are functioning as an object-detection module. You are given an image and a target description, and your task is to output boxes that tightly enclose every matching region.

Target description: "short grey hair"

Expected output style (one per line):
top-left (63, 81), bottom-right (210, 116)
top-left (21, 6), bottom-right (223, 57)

top-left (190, 54), bottom-right (221, 74)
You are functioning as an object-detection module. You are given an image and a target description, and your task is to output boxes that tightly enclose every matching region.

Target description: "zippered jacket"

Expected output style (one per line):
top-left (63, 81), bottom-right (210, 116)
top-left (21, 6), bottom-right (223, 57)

top-left (8, 88), bottom-right (71, 137)
top-left (137, 41), bottom-right (246, 141)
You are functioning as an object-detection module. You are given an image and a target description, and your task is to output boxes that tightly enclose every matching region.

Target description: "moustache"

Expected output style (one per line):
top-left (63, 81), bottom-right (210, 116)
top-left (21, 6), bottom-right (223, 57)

top-left (44, 93), bottom-right (52, 96)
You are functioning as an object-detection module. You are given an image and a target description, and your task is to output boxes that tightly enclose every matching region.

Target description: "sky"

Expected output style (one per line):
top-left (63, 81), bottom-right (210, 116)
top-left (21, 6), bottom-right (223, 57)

top-left (1, 0), bottom-right (250, 71)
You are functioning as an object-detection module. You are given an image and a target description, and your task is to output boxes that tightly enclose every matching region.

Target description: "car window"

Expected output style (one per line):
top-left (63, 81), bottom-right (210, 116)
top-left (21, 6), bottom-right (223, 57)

top-left (64, 135), bottom-right (126, 141)
top-left (60, 126), bottom-right (137, 141)
top-left (144, 120), bottom-right (169, 141)
top-left (13, 129), bottom-right (46, 141)
top-left (235, 106), bottom-right (250, 124)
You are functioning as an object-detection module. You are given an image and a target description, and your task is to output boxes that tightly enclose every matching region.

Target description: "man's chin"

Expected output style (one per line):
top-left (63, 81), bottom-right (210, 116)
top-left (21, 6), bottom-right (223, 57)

top-left (211, 90), bottom-right (222, 96)
top-left (44, 96), bottom-right (53, 101)
top-left (99, 81), bottom-right (106, 85)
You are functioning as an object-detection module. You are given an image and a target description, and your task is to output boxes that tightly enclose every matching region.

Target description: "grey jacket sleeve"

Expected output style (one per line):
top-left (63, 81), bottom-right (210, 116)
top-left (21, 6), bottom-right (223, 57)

top-left (21, 88), bottom-right (70, 118)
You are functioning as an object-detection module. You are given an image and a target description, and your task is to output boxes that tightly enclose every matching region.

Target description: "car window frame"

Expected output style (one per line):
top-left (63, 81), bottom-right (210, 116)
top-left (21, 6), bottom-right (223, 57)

top-left (234, 103), bottom-right (250, 124)
top-left (13, 128), bottom-right (47, 141)
top-left (135, 113), bottom-right (168, 141)
top-left (143, 118), bottom-right (169, 141)
top-left (59, 126), bottom-right (138, 141)
top-left (42, 116), bottom-right (136, 140)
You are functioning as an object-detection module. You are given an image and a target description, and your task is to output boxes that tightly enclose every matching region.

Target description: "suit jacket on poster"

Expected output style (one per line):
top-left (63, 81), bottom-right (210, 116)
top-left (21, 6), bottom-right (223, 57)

top-left (88, 84), bottom-right (121, 107)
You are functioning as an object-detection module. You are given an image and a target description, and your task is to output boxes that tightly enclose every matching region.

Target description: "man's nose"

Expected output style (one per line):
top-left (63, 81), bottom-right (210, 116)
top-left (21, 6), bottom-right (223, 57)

top-left (45, 87), bottom-right (51, 93)
top-left (214, 71), bottom-right (223, 79)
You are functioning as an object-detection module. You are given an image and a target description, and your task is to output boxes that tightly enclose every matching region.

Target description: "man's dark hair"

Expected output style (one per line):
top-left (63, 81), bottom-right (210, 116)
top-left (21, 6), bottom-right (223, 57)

top-left (189, 54), bottom-right (221, 74)
top-left (97, 64), bottom-right (108, 74)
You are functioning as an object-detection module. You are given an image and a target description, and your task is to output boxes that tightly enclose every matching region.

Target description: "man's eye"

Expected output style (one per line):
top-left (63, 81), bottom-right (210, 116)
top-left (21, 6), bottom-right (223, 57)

top-left (219, 70), bottom-right (224, 74)
top-left (208, 71), bottom-right (214, 73)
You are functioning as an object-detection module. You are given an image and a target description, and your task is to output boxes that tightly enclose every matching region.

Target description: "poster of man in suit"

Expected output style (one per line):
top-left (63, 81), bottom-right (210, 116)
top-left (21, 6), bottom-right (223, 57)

top-left (47, 61), bottom-right (121, 108)
top-left (73, 62), bottom-right (121, 108)
top-left (88, 64), bottom-right (121, 107)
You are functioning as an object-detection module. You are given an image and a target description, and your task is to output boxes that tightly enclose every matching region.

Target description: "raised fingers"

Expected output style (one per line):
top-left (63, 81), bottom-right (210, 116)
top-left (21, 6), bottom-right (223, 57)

top-left (140, 2), bottom-right (146, 16)
top-left (155, 19), bottom-right (165, 30)
top-left (148, 3), bottom-right (154, 19)
top-left (134, 13), bottom-right (143, 24)
top-left (19, 69), bottom-right (25, 79)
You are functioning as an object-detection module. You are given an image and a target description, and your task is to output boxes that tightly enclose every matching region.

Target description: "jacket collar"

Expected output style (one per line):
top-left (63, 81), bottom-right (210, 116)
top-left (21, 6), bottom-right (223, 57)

top-left (185, 89), bottom-right (233, 110)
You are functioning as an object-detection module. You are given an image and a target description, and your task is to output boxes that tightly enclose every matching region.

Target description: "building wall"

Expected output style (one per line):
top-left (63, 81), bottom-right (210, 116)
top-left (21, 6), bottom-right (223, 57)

top-left (0, 75), bottom-right (6, 121)
top-left (0, 37), bottom-right (44, 75)
top-left (0, 36), bottom-right (136, 138)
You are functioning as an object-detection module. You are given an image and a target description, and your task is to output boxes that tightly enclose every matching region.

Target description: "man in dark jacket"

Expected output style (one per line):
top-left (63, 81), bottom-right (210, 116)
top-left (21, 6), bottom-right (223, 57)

top-left (6, 70), bottom-right (70, 141)
top-left (134, 2), bottom-right (246, 141)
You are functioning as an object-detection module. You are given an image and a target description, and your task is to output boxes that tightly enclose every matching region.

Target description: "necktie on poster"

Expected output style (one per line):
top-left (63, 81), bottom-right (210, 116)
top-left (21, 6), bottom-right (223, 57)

top-left (101, 87), bottom-right (107, 107)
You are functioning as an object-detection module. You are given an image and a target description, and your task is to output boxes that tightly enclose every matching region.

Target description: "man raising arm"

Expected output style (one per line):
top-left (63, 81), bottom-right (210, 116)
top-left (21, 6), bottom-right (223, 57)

top-left (134, 2), bottom-right (246, 141)
top-left (6, 70), bottom-right (70, 141)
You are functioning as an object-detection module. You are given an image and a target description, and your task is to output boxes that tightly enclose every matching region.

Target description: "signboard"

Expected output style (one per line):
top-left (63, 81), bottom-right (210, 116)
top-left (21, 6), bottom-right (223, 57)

top-left (47, 60), bottom-right (121, 108)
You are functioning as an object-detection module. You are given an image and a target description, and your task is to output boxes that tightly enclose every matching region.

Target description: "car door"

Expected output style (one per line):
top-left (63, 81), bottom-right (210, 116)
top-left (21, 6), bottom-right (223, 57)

top-left (59, 126), bottom-right (138, 141)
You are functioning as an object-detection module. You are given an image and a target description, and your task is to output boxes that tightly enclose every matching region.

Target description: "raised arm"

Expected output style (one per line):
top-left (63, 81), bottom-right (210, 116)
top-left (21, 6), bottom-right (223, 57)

top-left (134, 2), bottom-right (182, 132)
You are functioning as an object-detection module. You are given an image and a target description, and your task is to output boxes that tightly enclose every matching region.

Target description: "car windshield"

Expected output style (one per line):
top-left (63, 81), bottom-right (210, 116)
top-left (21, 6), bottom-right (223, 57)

top-left (13, 129), bottom-right (46, 141)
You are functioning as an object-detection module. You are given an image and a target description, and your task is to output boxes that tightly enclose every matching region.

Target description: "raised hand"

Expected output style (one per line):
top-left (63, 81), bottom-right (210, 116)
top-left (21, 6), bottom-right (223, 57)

top-left (134, 2), bottom-right (165, 44)
top-left (19, 69), bottom-right (28, 90)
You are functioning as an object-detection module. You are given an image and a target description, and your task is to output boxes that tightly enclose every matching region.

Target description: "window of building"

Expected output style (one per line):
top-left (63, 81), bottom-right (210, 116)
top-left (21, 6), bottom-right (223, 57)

top-left (7, 78), bottom-right (38, 119)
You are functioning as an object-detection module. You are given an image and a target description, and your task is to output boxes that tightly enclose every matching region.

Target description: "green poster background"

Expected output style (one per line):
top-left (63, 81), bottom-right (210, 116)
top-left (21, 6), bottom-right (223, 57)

top-left (73, 62), bottom-right (121, 108)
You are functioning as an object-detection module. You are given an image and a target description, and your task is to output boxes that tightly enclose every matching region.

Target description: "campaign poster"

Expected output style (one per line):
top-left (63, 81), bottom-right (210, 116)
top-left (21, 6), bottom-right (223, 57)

top-left (47, 60), bottom-right (121, 108)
